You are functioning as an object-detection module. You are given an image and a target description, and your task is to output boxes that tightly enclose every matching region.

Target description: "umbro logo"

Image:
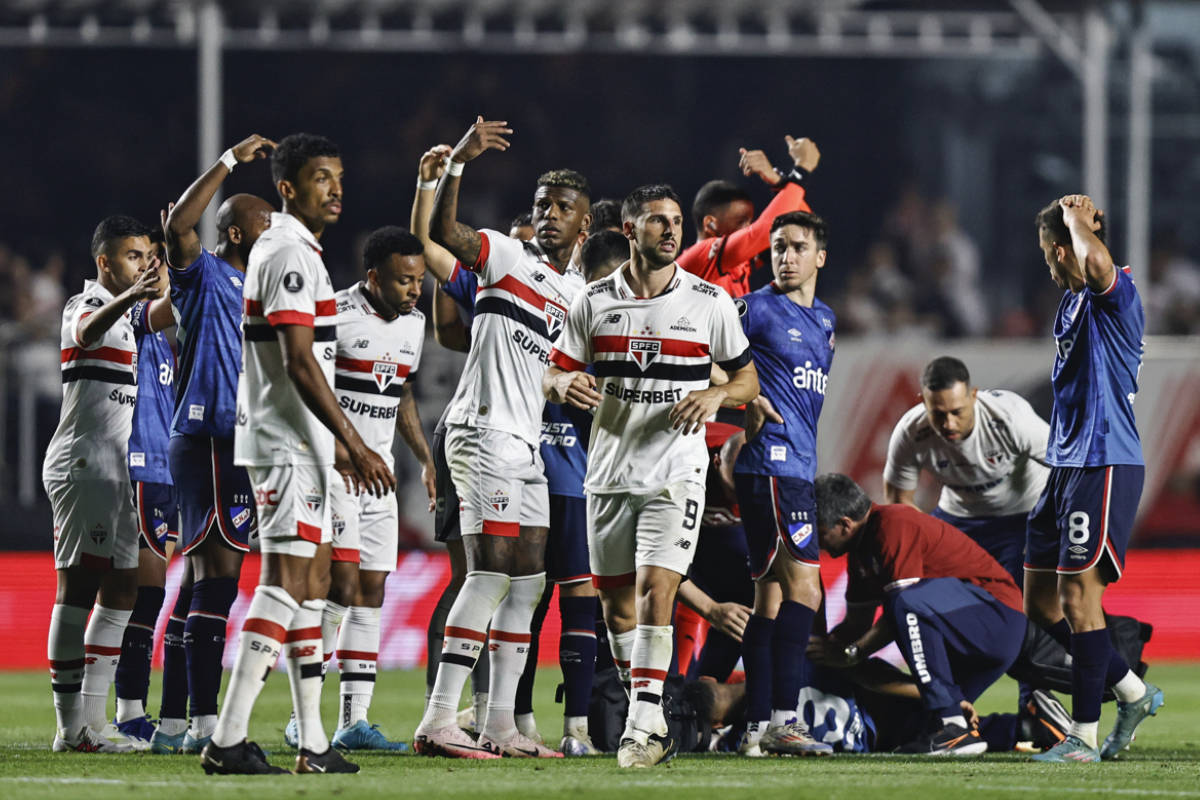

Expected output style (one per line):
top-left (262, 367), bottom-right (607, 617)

top-left (788, 328), bottom-right (803, 341)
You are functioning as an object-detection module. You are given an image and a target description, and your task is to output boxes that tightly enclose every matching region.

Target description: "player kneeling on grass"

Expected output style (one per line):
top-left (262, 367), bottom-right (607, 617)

top-left (812, 474), bottom-right (1027, 756)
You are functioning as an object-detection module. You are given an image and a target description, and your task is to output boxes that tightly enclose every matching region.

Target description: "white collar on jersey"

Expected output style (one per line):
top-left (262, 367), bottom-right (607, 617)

top-left (82, 278), bottom-right (115, 301)
top-left (615, 262), bottom-right (681, 300)
top-left (269, 211), bottom-right (323, 252)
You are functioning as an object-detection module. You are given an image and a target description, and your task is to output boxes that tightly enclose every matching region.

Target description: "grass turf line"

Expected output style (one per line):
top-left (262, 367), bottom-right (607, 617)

top-left (1, 664), bottom-right (1197, 799)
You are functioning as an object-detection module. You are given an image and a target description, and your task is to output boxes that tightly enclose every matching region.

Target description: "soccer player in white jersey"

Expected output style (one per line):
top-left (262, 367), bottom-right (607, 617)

top-left (545, 184), bottom-right (759, 768)
top-left (319, 227), bottom-right (434, 751)
top-left (884, 356), bottom-right (1051, 584)
top-left (413, 117), bottom-right (590, 759)
top-left (44, 215), bottom-right (162, 752)
top-left (201, 133), bottom-right (396, 776)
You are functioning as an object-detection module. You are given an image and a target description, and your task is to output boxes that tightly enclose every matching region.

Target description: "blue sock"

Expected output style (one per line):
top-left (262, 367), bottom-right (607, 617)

top-left (1070, 629), bottom-right (1111, 724)
top-left (159, 584), bottom-right (192, 720)
top-left (558, 595), bottom-right (599, 718)
top-left (772, 601), bottom-right (815, 717)
top-left (743, 614), bottom-right (775, 724)
top-left (1105, 647), bottom-right (1133, 687)
top-left (977, 712), bottom-right (1019, 751)
top-left (515, 583), bottom-right (553, 715)
top-left (185, 577), bottom-right (238, 716)
top-left (594, 615), bottom-right (613, 673)
top-left (115, 585), bottom-right (165, 706)
top-left (696, 630), bottom-right (742, 683)
top-left (1046, 618), bottom-right (1072, 648)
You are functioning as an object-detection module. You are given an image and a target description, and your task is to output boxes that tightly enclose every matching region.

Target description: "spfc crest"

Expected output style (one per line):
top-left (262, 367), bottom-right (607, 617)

top-left (489, 489), bottom-right (510, 512)
top-left (373, 361), bottom-right (399, 392)
top-left (90, 524), bottom-right (107, 546)
top-left (629, 338), bottom-right (661, 370)
top-left (304, 489), bottom-right (323, 512)
top-left (545, 301), bottom-right (566, 339)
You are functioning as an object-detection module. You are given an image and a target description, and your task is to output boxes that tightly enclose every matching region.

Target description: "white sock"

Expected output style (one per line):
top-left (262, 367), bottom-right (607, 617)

top-left (942, 714), bottom-right (969, 730)
top-left (1112, 670), bottom-right (1147, 704)
top-left (770, 708), bottom-right (795, 728)
top-left (1070, 720), bottom-right (1099, 749)
top-left (472, 692), bottom-right (489, 734)
top-left (48, 604), bottom-right (89, 737)
top-left (287, 599), bottom-right (329, 753)
top-left (190, 713), bottom-right (217, 739)
top-left (116, 697), bottom-right (144, 723)
top-left (82, 605), bottom-right (132, 730)
top-left (483, 572), bottom-right (545, 741)
top-left (744, 719), bottom-right (767, 745)
top-left (516, 712), bottom-right (539, 740)
top-left (321, 600), bottom-right (347, 678)
top-left (157, 717), bottom-right (187, 737)
top-left (211, 585), bottom-right (297, 748)
top-left (624, 624), bottom-right (673, 744)
top-left (421, 571), bottom-right (510, 730)
top-left (608, 627), bottom-right (636, 683)
top-left (337, 606), bottom-right (380, 729)
top-left (564, 715), bottom-right (589, 738)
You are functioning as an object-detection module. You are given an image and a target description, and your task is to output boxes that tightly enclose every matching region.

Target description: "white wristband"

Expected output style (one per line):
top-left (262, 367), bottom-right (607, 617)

top-left (417, 178), bottom-right (438, 191)
top-left (219, 148), bottom-right (237, 171)
top-left (445, 158), bottom-right (464, 177)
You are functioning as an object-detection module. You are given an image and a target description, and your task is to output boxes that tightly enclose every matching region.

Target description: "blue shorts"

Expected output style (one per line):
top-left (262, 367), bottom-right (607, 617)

top-left (546, 494), bottom-right (590, 584)
top-left (169, 434), bottom-right (256, 554)
top-left (134, 481), bottom-right (178, 561)
top-left (1026, 465), bottom-right (1144, 582)
top-left (432, 427), bottom-right (461, 544)
top-left (733, 473), bottom-right (819, 580)
top-left (931, 509), bottom-right (1026, 586)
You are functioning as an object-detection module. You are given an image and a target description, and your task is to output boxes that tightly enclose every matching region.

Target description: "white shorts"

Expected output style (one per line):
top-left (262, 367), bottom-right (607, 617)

top-left (329, 476), bottom-right (399, 572)
top-left (445, 424), bottom-right (549, 537)
top-left (246, 463), bottom-right (332, 558)
top-left (45, 478), bottom-right (139, 570)
top-left (587, 481), bottom-right (705, 587)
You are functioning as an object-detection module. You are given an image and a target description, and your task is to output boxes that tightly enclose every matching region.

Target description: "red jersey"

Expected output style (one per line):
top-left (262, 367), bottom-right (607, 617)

top-left (844, 504), bottom-right (1023, 613)
top-left (677, 182), bottom-right (811, 298)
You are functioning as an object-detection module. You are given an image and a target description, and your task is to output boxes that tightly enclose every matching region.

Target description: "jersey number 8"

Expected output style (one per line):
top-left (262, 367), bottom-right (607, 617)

top-left (1067, 511), bottom-right (1090, 544)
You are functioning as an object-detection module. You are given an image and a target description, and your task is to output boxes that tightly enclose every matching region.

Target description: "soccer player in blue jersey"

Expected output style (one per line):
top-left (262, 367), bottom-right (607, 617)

top-left (1026, 194), bottom-right (1163, 762)
top-left (146, 135), bottom-right (275, 754)
top-left (112, 247), bottom-right (178, 748)
top-left (731, 210), bottom-right (835, 757)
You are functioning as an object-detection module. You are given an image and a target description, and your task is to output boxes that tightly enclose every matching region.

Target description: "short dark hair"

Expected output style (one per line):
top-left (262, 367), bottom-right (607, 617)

top-left (814, 473), bottom-right (872, 532)
top-left (90, 215), bottom-right (154, 259)
top-left (692, 180), bottom-right (752, 232)
top-left (921, 356), bottom-right (970, 392)
top-left (590, 199), bottom-right (622, 232)
top-left (271, 133), bottom-right (341, 184)
top-left (362, 226), bottom-right (423, 272)
top-left (537, 169), bottom-right (591, 199)
top-left (580, 230), bottom-right (629, 281)
top-left (622, 184), bottom-right (682, 223)
top-left (510, 212), bottom-right (533, 231)
top-left (770, 210), bottom-right (829, 250)
top-left (1036, 199), bottom-right (1107, 246)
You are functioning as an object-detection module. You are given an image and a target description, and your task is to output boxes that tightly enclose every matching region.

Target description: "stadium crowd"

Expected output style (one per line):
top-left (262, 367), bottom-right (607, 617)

top-left (39, 121), bottom-right (1163, 773)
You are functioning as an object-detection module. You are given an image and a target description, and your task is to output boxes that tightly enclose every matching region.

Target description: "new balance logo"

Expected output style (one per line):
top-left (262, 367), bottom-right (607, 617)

top-left (673, 538), bottom-right (692, 550)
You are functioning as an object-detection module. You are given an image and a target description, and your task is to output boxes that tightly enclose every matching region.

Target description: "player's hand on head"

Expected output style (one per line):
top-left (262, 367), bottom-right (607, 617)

top-left (418, 144), bottom-right (453, 182)
top-left (231, 134), bottom-right (277, 163)
top-left (451, 116), bottom-right (513, 163)
top-left (786, 135), bottom-right (820, 172)
top-left (738, 148), bottom-right (779, 186)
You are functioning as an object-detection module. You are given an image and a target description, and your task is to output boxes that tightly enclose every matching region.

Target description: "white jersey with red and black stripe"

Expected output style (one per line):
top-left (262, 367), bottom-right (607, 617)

top-left (332, 281), bottom-right (424, 468)
top-left (444, 229), bottom-right (585, 446)
top-left (550, 266), bottom-right (752, 495)
top-left (234, 212), bottom-right (337, 468)
top-left (43, 279), bottom-right (139, 482)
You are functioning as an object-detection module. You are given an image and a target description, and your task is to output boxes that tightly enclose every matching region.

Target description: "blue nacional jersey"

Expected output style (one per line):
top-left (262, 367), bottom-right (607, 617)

top-left (1047, 266), bottom-right (1144, 467)
top-left (444, 263), bottom-right (587, 495)
top-left (128, 302), bottom-right (175, 484)
top-left (733, 284), bottom-right (835, 480)
top-left (170, 250), bottom-right (246, 439)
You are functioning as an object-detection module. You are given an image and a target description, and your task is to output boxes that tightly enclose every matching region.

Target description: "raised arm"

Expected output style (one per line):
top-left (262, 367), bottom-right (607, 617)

top-left (1060, 194), bottom-right (1115, 293)
top-left (410, 144), bottom-right (458, 284)
top-left (432, 284), bottom-right (470, 353)
top-left (430, 116), bottom-right (513, 266)
top-left (277, 324), bottom-right (396, 497)
top-left (78, 265), bottom-right (162, 347)
top-left (164, 134), bottom-right (275, 268)
top-left (395, 382), bottom-right (436, 511)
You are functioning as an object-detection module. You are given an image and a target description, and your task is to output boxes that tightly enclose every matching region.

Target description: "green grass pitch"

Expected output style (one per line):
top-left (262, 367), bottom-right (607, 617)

top-left (2, 665), bottom-right (1198, 799)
